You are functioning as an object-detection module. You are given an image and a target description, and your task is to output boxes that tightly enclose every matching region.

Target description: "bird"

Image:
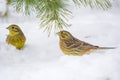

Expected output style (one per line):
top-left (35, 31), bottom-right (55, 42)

top-left (6, 24), bottom-right (26, 49)
top-left (57, 30), bottom-right (115, 56)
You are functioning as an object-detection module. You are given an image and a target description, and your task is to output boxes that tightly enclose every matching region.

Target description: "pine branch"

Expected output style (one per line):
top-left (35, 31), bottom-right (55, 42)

top-left (10, 0), bottom-right (112, 36)
top-left (72, 0), bottom-right (112, 10)
top-left (11, 0), bottom-right (36, 15)
top-left (37, 0), bottom-right (72, 35)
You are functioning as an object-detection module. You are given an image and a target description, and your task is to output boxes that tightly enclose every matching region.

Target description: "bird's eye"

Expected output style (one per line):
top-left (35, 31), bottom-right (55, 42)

top-left (12, 27), bottom-right (14, 29)
top-left (61, 32), bottom-right (69, 39)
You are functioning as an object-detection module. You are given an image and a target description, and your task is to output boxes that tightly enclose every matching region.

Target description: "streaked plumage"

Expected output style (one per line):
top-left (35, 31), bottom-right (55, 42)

top-left (6, 24), bottom-right (26, 49)
top-left (57, 30), bottom-right (115, 56)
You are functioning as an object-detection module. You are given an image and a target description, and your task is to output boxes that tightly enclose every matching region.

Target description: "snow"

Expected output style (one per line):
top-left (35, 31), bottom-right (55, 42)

top-left (0, 1), bottom-right (120, 80)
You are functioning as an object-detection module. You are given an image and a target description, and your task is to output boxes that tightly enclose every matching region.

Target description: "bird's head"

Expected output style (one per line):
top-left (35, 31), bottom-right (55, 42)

top-left (57, 30), bottom-right (73, 40)
top-left (6, 24), bottom-right (21, 36)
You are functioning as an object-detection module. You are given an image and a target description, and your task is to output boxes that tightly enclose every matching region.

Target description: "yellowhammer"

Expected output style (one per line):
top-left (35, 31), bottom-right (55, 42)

top-left (6, 24), bottom-right (26, 49)
top-left (57, 30), bottom-right (115, 56)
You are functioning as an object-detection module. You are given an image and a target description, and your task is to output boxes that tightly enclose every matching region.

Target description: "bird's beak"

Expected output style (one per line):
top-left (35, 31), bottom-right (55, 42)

top-left (56, 32), bottom-right (60, 35)
top-left (6, 27), bottom-right (9, 29)
top-left (56, 32), bottom-right (58, 35)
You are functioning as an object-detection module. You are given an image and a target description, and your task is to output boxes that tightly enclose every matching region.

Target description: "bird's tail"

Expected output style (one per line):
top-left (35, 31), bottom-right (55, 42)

top-left (98, 47), bottom-right (116, 49)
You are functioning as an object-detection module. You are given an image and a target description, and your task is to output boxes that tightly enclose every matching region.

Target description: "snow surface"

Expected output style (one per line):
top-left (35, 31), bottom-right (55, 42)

top-left (0, 1), bottom-right (120, 80)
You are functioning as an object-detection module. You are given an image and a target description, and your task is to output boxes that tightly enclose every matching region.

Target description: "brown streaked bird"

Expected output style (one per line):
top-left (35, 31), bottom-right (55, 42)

top-left (57, 30), bottom-right (115, 56)
top-left (6, 24), bottom-right (26, 49)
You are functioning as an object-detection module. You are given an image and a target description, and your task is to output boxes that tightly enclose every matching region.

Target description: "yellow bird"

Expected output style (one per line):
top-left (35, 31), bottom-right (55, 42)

top-left (6, 24), bottom-right (26, 49)
top-left (57, 30), bottom-right (115, 56)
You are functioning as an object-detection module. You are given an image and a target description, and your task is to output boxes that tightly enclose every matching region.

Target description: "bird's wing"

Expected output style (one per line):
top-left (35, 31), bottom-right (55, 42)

top-left (68, 38), bottom-right (98, 50)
